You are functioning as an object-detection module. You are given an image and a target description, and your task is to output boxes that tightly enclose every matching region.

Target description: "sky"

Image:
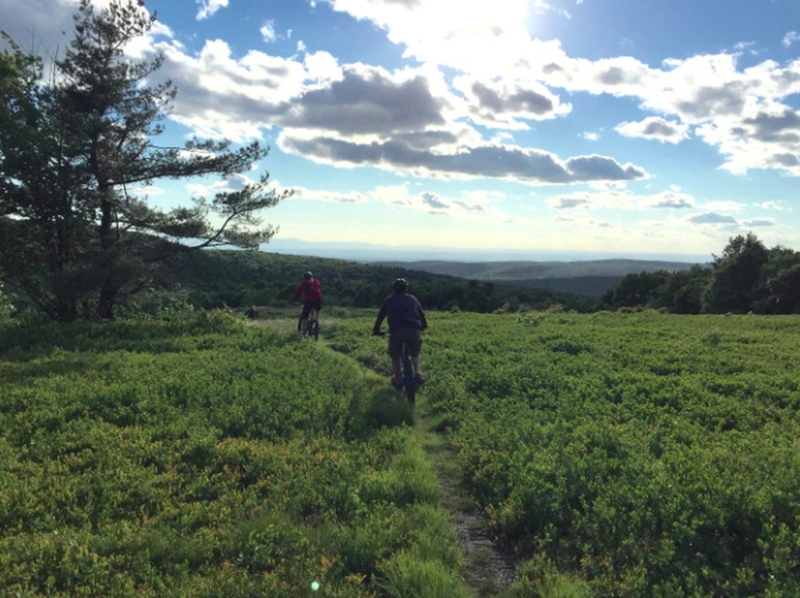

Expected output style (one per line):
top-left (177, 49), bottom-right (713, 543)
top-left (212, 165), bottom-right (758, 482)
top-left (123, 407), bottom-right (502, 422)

top-left (2, 0), bottom-right (800, 261)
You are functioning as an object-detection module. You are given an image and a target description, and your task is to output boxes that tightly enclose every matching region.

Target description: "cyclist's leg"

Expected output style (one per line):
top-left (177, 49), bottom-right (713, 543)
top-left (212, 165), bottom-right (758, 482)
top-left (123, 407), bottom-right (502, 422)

top-left (387, 333), bottom-right (403, 387)
top-left (411, 355), bottom-right (422, 375)
top-left (311, 299), bottom-right (322, 322)
top-left (390, 357), bottom-right (402, 380)
top-left (406, 330), bottom-right (424, 383)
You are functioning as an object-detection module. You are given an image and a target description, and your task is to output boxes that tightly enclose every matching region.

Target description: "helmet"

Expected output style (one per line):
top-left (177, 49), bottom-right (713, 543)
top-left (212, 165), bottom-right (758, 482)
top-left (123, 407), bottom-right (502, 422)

top-left (392, 278), bottom-right (409, 292)
top-left (303, 271), bottom-right (313, 281)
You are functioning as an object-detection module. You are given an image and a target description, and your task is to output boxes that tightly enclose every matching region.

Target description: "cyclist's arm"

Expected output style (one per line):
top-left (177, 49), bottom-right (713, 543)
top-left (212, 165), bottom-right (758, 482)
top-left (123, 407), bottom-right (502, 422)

top-left (373, 305), bottom-right (387, 334)
top-left (414, 296), bottom-right (428, 330)
top-left (293, 282), bottom-right (305, 303)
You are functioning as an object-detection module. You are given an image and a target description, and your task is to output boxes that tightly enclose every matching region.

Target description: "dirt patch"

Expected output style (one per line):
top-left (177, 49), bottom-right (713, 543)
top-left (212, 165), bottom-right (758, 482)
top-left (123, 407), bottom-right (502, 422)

top-left (425, 440), bottom-right (518, 596)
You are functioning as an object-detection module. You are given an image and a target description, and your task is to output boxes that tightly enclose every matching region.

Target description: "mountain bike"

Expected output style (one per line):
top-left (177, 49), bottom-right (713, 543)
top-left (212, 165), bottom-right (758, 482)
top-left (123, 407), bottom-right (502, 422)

top-left (298, 307), bottom-right (320, 340)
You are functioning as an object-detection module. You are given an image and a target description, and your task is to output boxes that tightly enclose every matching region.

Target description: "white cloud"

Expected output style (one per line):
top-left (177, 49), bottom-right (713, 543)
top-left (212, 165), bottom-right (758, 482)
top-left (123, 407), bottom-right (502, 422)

top-left (616, 117), bottom-right (689, 143)
top-left (303, 51), bottom-right (342, 82)
top-left (783, 31), bottom-right (799, 48)
top-left (187, 173), bottom-right (258, 197)
top-left (547, 190), bottom-right (632, 209)
top-left (291, 186), bottom-right (369, 203)
top-left (702, 200), bottom-right (745, 213)
top-left (453, 75), bottom-right (572, 129)
top-left (687, 212), bottom-right (737, 225)
top-left (639, 190), bottom-right (695, 208)
top-left (197, 0), bottom-right (229, 20)
top-left (319, 1), bottom-right (800, 178)
top-left (547, 188), bottom-right (695, 210)
top-left (369, 184), bottom-right (514, 220)
top-left (741, 218), bottom-right (775, 227)
top-left (260, 20), bottom-right (277, 43)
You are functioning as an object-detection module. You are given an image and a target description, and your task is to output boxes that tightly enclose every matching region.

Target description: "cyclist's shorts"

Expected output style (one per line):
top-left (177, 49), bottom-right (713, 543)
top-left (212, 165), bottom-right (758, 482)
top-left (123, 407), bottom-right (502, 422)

top-left (388, 327), bottom-right (422, 359)
top-left (301, 299), bottom-right (322, 319)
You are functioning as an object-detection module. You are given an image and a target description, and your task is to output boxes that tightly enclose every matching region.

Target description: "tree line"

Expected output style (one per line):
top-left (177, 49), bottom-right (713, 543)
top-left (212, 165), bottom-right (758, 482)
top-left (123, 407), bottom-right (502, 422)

top-left (156, 249), bottom-right (607, 315)
top-left (606, 233), bottom-right (800, 314)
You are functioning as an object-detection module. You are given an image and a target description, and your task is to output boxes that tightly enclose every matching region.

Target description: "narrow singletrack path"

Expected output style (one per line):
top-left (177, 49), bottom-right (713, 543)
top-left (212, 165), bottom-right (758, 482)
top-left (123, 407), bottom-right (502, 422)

top-left (324, 332), bottom-right (519, 596)
top-left (418, 418), bottom-right (518, 596)
top-left (250, 316), bottom-right (520, 595)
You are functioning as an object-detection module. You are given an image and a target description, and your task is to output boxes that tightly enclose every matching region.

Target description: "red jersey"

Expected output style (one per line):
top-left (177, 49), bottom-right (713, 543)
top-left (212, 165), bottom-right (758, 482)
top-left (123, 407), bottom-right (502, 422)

top-left (297, 279), bottom-right (322, 301)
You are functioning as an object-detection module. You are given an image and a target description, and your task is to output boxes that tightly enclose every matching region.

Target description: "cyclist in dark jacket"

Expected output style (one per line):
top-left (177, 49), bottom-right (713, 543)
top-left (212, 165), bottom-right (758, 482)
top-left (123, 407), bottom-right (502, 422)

top-left (373, 278), bottom-right (427, 390)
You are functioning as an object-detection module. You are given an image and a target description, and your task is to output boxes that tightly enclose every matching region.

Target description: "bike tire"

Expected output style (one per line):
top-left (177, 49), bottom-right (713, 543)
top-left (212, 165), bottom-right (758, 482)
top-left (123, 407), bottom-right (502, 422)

top-left (299, 317), bottom-right (308, 335)
top-left (401, 346), bottom-right (416, 403)
top-left (310, 319), bottom-right (319, 340)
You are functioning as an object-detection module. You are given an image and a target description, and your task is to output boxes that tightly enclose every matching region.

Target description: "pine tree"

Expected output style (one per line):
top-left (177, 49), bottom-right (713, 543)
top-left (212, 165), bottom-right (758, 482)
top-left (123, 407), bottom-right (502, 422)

top-left (0, 0), bottom-right (289, 321)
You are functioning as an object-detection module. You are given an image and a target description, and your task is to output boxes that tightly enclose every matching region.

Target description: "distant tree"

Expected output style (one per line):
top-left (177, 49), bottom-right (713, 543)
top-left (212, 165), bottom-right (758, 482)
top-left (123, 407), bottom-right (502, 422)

top-left (0, 0), bottom-right (289, 321)
top-left (611, 271), bottom-right (670, 309)
top-left (702, 233), bottom-right (769, 313)
top-left (0, 282), bottom-right (13, 322)
top-left (655, 265), bottom-right (711, 314)
top-left (762, 246), bottom-right (800, 314)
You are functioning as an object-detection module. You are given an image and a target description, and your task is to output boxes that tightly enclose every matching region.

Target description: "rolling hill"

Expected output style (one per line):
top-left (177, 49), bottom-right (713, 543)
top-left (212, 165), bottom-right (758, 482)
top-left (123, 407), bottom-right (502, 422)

top-left (371, 259), bottom-right (705, 297)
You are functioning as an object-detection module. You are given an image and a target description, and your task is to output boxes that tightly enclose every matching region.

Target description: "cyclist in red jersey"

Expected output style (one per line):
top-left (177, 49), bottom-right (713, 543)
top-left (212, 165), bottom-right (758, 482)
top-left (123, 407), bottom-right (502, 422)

top-left (293, 271), bottom-right (322, 331)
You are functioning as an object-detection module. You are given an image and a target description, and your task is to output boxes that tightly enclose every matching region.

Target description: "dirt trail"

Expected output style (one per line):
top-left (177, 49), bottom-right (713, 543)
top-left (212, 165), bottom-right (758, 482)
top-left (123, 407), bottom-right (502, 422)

top-left (423, 437), bottom-right (518, 596)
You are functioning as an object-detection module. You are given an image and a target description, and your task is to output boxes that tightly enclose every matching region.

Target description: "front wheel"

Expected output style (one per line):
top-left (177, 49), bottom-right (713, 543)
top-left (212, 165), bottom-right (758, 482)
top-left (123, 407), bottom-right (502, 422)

top-left (310, 319), bottom-right (319, 340)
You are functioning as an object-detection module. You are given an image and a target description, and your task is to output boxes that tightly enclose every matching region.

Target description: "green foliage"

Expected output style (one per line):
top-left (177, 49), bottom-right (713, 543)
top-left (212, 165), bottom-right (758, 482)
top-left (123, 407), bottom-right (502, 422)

top-left (0, 1), bottom-right (288, 322)
top-left (703, 232), bottom-right (770, 313)
top-left (0, 281), bottom-right (13, 322)
top-left (0, 314), bottom-right (468, 596)
top-left (328, 310), bottom-right (800, 597)
top-left (501, 555), bottom-right (590, 598)
top-left (610, 270), bottom-right (671, 308)
top-left (609, 234), bottom-right (800, 315)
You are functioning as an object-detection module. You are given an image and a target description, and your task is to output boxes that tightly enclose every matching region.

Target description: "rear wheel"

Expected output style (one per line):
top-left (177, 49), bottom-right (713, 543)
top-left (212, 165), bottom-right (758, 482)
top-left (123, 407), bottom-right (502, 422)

top-left (401, 349), bottom-right (416, 403)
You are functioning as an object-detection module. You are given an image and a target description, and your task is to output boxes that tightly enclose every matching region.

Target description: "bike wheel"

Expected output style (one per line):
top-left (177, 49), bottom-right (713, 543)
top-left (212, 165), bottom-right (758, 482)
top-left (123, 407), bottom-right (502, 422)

top-left (310, 319), bottom-right (319, 340)
top-left (401, 347), bottom-right (416, 403)
top-left (299, 317), bottom-right (309, 335)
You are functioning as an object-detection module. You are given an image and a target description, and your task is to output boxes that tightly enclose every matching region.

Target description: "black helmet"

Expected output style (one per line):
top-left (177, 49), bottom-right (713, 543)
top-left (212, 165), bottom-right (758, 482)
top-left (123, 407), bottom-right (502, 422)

top-left (303, 271), bottom-right (313, 281)
top-left (392, 278), bottom-right (409, 292)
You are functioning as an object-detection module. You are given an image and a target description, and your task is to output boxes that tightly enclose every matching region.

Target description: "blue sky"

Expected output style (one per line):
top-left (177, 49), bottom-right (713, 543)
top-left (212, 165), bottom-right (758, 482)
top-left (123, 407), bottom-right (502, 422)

top-left (3, 0), bottom-right (800, 259)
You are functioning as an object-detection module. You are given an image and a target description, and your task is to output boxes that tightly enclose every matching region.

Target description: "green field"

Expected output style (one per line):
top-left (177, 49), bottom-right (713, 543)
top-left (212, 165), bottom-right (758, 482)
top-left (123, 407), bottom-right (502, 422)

top-left (2, 310), bottom-right (800, 597)
top-left (328, 310), bottom-right (800, 597)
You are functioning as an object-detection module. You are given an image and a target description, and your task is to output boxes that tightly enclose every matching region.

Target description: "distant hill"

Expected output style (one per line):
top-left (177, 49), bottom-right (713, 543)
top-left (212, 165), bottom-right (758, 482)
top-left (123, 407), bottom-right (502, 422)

top-left (372, 259), bottom-right (701, 279)
top-left (157, 249), bottom-right (608, 312)
top-left (264, 238), bottom-right (710, 264)
top-left (371, 259), bottom-right (704, 297)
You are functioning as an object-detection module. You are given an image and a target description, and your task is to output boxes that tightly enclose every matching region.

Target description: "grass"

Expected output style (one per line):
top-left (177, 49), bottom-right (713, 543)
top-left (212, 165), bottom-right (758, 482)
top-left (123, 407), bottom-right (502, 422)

top-left (0, 311), bottom-right (474, 597)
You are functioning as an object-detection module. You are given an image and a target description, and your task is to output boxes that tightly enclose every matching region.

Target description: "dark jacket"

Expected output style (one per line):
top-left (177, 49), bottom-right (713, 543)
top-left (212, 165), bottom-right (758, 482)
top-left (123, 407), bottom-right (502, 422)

top-left (373, 293), bottom-right (427, 333)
